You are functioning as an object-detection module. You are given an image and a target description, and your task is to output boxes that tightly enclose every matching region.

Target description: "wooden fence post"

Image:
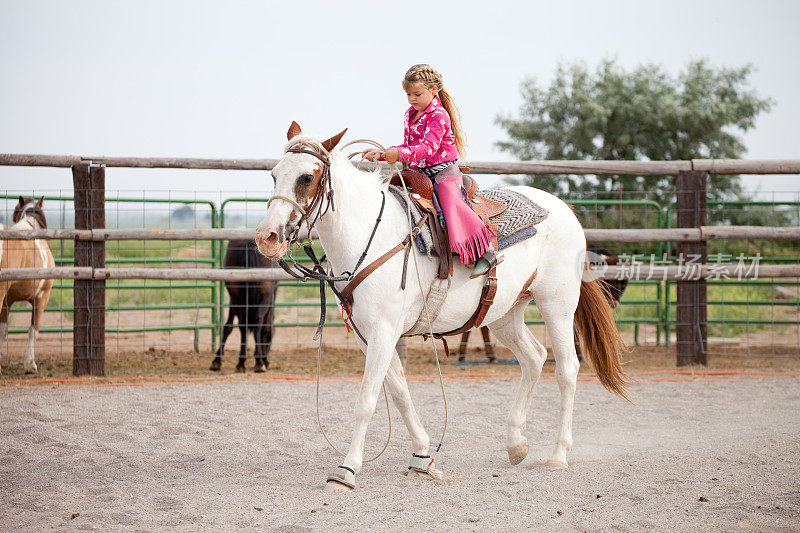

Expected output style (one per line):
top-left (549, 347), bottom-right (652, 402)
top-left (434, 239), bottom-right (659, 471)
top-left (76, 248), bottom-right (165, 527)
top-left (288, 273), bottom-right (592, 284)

top-left (72, 164), bottom-right (105, 376)
top-left (675, 170), bottom-right (708, 366)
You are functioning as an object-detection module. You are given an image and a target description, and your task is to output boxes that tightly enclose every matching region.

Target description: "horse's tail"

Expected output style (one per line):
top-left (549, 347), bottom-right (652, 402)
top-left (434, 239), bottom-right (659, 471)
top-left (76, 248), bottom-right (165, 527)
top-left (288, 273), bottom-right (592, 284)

top-left (574, 279), bottom-right (630, 400)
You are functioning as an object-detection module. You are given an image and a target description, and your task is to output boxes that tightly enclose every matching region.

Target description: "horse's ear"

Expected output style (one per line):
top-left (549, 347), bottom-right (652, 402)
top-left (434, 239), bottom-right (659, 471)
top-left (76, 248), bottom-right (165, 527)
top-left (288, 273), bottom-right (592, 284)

top-left (321, 128), bottom-right (347, 153)
top-left (287, 121), bottom-right (302, 140)
top-left (36, 196), bottom-right (44, 208)
top-left (18, 195), bottom-right (24, 205)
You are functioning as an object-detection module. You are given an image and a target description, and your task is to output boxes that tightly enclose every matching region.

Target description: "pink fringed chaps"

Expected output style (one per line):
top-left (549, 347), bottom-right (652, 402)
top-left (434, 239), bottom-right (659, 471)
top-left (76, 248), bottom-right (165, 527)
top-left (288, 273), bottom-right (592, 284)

top-left (433, 166), bottom-right (494, 265)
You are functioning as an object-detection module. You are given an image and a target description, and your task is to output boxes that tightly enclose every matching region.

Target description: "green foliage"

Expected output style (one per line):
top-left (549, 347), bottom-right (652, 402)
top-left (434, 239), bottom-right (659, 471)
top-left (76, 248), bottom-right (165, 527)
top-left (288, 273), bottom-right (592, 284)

top-left (496, 59), bottom-right (773, 206)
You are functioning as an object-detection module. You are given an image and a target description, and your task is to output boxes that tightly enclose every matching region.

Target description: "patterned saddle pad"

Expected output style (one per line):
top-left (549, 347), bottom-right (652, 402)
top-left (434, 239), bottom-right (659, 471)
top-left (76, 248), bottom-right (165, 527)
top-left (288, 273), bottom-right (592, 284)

top-left (480, 188), bottom-right (549, 250)
top-left (388, 186), bottom-right (548, 255)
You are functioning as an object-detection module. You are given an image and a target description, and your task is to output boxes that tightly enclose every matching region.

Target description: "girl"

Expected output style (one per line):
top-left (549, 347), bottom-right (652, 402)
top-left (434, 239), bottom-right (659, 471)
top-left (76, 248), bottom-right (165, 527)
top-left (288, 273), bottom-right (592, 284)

top-left (365, 64), bottom-right (499, 278)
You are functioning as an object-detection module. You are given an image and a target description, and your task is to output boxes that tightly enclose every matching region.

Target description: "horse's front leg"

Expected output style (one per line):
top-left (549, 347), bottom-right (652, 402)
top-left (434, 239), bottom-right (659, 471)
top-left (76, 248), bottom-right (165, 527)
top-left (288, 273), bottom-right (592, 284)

top-left (326, 323), bottom-right (396, 490)
top-left (384, 350), bottom-right (444, 480)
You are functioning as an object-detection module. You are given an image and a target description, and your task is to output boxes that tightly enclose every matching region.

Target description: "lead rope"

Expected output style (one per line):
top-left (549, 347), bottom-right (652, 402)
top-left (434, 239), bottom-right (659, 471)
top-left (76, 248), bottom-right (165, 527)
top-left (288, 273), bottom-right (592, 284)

top-left (345, 139), bottom-right (448, 477)
top-left (387, 157), bottom-right (448, 478)
top-left (315, 324), bottom-right (391, 463)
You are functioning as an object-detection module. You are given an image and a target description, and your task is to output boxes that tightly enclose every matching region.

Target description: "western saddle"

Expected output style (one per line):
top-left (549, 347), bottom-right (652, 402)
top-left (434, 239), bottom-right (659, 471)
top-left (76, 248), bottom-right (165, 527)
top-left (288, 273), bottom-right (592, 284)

top-left (387, 168), bottom-right (507, 337)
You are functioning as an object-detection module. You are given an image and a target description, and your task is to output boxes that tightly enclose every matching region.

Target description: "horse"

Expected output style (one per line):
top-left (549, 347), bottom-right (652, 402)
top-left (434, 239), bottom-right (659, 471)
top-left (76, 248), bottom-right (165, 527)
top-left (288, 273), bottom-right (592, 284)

top-left (209, 239), bottom-right (279, 373)
top-left (458, 245), bottom-right (630, 362)
top-left (255, 122), bottom-right (627, 490)
top-left (0, 196), bottom-right (55, 375)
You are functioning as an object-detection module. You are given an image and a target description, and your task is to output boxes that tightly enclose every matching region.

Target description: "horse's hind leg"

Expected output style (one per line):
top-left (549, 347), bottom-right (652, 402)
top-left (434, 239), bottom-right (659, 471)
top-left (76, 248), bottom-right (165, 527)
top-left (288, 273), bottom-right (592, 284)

top-left (535, 292), bottom-right (580, 470)
top-left (481, 326), bottom-right (496, 362)
top-left (254, 303), bottom-right (274, 373)
top-left (0, 296), bottom-right (8, 375)
top-left (25, 295), bottom-right (48, 374)
top-left (457, 331), bottom-right (469, 361)
top-left (488, 302), bottom-right (547, 465)
top-left (210, 310), bottom-right (235, 371)
top-left (235, 309), bottom-right (248, 373)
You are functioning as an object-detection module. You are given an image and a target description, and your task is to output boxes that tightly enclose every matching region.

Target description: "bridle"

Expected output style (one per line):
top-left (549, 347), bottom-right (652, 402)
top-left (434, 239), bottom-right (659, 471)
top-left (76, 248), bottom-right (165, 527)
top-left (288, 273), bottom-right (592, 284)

top-left (267, 145), bottom-right (337, 245)
top-left (268, 144), bottom-right (388, 343)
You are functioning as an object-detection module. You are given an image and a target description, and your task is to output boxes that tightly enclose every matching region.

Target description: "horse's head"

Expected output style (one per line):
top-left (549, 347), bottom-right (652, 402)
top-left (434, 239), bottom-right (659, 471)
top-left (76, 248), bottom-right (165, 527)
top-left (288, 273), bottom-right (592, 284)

top-left (13, 196), bottom-right (47, 229)
top-left (255, 121), bottom-right (347, 258)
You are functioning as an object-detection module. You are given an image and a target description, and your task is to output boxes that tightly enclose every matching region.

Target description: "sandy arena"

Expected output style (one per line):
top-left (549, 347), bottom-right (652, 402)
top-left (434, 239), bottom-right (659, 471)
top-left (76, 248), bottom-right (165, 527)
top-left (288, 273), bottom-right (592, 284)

top-left (1, 369), bottom-right (799, 531)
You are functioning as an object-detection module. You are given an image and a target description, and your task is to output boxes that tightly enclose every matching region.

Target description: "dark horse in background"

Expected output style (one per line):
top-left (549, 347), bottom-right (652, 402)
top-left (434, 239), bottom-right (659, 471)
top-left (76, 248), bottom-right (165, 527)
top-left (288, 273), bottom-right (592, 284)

top-left (209, 240), bottom-right (279, 373)
top-left (458, 245), bottom-right (629, 362)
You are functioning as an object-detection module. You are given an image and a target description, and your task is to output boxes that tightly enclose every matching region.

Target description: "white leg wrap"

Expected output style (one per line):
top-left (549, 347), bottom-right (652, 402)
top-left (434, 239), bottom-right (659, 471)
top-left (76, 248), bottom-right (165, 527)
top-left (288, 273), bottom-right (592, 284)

top-left (326, 465), bottom-right (356, 489)
top-left (407, 453), bottom-right (443, 480)
top-left (408, 453), bottom-right (433, 472)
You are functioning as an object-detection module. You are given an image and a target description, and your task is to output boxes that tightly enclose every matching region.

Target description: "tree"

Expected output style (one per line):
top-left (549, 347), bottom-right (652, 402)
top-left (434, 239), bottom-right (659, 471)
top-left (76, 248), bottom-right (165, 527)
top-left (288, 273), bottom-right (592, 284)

top-left (171, 204), bottom-right (195, 221)
top-left (495, 59), bottom-right (773, 207)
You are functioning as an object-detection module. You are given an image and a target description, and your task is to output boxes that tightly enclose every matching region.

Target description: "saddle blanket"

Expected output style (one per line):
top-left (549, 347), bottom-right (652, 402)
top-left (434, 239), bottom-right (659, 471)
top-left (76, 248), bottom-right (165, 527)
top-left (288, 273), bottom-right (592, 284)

top-left (388, 186), bottom-right (548, 256)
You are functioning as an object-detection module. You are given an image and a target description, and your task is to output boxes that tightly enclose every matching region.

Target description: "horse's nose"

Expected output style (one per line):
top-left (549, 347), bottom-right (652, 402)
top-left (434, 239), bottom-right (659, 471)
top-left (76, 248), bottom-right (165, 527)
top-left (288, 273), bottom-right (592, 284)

top-left (255, 225), bottom-right (288, 259)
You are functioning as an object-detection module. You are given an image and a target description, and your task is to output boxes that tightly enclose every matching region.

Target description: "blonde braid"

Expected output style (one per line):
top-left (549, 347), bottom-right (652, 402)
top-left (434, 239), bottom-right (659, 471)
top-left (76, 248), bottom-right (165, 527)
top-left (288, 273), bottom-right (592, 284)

top-left (402, 64), bottom-right (466, 157)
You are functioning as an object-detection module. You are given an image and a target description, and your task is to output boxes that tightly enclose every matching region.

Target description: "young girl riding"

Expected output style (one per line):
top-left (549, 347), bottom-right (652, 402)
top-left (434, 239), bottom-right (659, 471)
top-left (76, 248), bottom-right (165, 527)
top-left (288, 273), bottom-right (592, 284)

top-left (365, 64), bottom-right (499, 278)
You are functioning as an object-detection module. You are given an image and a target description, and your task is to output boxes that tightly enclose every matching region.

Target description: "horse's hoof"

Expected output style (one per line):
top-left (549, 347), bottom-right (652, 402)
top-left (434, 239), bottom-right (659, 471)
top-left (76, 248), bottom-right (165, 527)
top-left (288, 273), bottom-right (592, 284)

top-left (507, 439), bottom-right (529, 465)
top-left (24, 364), bottom-right (38, 375)
top-left (407, 467), bottom-right (443, 480)
top-left (546, 459), bottom-right (568, 470)
top-left (407, 454), bottom-right (443, 480)
top-left (254, 362), bottom-right (267, 373)
top-left (209, 359), bottom-right (221, 371)
top-left (325, 480), bottom-right (352, 492)
top-left (235, 364), bottom-right (246, 373)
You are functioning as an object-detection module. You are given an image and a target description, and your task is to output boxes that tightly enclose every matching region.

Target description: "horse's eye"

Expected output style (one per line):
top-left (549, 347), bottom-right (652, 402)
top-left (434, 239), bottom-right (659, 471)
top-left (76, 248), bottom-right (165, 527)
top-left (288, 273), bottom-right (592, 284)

top-left (299, 173), bottom-right (313, 185)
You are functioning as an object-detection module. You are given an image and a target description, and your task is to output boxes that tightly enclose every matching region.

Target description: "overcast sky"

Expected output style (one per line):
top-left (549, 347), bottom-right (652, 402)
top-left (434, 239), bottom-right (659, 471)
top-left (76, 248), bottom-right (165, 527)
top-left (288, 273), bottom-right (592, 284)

top-left (1, 0), bottom-right (798, 202)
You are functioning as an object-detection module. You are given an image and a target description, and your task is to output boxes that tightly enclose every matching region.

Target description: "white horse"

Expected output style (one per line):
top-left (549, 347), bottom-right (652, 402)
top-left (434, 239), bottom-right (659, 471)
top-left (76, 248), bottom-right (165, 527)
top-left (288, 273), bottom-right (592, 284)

top-left (256, 123), bottom-right (627, 490)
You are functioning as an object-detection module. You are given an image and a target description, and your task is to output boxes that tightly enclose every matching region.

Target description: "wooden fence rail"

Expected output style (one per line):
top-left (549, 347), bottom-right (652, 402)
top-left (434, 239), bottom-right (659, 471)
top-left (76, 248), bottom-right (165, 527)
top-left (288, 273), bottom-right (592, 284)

top-left (2, 153), bottom-right (800, 175)
top-left (2, 226), bottom-right (800, 242)
top-left (2, 264), bottom-right (798, 282)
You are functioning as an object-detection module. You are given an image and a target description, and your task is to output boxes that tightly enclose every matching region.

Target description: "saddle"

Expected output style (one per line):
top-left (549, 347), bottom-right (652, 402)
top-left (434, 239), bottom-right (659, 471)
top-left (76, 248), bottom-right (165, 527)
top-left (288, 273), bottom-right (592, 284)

top-left (389, 169), bottom-right (506, 280)
top-left (387, 169), bottom-right (508, 339)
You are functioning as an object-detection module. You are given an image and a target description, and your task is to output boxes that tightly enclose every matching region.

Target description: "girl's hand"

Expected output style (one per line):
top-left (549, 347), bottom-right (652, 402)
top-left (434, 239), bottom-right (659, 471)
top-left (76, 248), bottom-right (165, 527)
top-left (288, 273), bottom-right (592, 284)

top-left (383, 148), bottom-right (399, 164)
top-left (362, 149), bottom-right (382, 162)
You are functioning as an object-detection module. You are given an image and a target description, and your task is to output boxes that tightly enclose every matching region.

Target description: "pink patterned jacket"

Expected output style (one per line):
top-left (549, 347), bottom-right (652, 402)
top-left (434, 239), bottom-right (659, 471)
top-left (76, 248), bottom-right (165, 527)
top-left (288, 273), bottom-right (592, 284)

top-left (388, 95), bottom-right (458, 170)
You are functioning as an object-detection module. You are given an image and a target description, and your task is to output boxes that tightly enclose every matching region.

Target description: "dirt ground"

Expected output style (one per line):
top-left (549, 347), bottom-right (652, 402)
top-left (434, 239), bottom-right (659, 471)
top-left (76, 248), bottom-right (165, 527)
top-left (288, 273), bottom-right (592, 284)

top-left (0, 373), bottom-right (798, 531)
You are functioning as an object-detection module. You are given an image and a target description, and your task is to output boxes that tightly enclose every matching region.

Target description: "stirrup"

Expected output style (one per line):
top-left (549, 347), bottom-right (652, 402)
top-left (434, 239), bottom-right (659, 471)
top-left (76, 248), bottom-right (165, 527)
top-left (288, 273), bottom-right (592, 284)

top-left (326, 465), bottom-right (356, 489)
top-left (469, 251), bottom-right (503, 279)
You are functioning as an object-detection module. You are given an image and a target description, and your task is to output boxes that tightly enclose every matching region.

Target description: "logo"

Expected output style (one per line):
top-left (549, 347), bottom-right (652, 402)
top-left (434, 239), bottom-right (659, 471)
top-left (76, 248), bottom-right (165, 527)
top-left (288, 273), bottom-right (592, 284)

top-left (580, 249), bottom-right (608, 282)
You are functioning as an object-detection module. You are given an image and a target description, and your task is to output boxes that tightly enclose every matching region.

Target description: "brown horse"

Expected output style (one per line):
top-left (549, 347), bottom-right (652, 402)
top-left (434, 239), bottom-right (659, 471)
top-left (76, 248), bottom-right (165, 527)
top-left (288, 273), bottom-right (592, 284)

top-left (0, 196), bottom-right (55, 374)
top-left (209, 240), bottom-right (279, 373)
